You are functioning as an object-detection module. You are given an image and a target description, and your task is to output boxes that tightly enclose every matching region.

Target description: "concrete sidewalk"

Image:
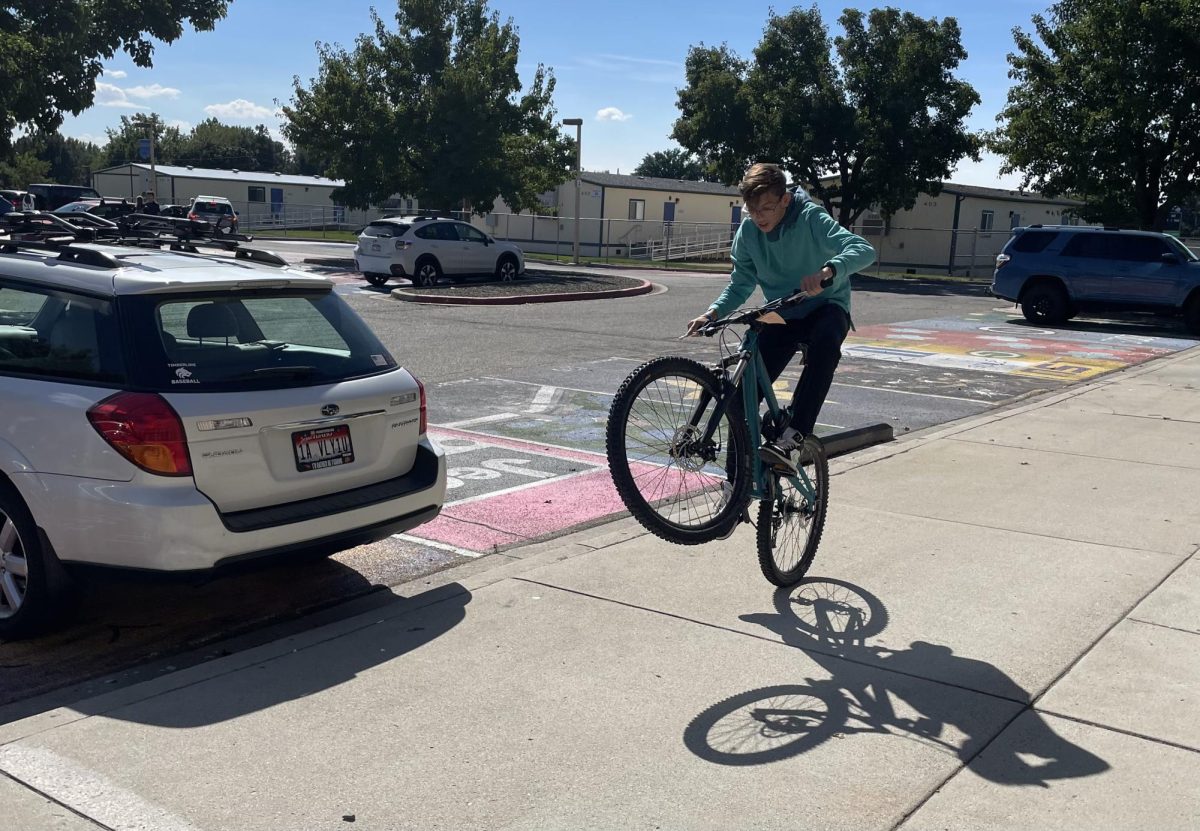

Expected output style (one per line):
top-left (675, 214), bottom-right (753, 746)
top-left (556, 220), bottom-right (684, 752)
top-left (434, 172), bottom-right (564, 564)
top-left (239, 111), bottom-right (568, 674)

top-left (3, 347), bottom-right (1198, 830)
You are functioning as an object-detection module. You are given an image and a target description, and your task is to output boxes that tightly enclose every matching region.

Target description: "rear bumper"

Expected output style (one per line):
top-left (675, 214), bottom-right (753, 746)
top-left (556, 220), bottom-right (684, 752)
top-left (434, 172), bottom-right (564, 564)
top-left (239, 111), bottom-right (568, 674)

top-left (354, 252), bottom-right (406, 277)
top-left (16, 437), bottom-right (446, 571)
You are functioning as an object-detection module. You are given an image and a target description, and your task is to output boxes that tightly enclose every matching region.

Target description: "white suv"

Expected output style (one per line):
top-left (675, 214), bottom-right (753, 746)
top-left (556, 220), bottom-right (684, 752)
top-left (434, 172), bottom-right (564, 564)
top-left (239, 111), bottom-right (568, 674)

top-left (0, 238), bottom-right (446, 638)
top-left (188, 195), bottom-right (239, 234)
top-left (354, 215), bottom-right (525, 287)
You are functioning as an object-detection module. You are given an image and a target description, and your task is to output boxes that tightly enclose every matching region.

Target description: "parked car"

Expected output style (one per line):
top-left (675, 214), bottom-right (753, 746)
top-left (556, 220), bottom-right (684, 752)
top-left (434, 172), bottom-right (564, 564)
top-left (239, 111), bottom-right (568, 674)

top-left (991, 225), bottom-right (1200, 334)
top-left (188, 195), bottom-right (239, 234)
top-left (354, 215), bottom-right (525, 287)
top-left (159, 203), bottom-right (189, 219)
top-left (52, 198), bottom-right (136, 220)
top-left (0, 239), bottom-right (445, 637)
top-left (0, 189), bottom-right (35, 211)
top-left (25, 183), bottom-right (102, 211)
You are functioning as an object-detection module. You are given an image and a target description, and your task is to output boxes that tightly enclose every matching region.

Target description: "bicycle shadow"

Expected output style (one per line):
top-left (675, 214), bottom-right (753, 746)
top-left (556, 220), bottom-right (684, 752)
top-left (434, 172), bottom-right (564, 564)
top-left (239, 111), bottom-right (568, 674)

top-left (684, 578), bottom-right (1109, 786)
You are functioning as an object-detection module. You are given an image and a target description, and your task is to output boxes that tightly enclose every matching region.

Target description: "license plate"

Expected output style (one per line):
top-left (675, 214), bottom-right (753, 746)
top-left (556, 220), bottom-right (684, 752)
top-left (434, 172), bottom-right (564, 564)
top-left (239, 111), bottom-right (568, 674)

top-left (293, 424), bottom-right (354, 472)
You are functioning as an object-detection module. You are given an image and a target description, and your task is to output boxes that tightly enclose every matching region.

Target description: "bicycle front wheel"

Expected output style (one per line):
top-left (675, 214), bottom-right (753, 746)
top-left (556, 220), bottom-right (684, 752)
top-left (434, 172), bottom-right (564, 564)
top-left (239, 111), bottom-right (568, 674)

top-left (756, 436), bottom-right (829, 586)
top-left (606, 357), bottom-right (751, 544)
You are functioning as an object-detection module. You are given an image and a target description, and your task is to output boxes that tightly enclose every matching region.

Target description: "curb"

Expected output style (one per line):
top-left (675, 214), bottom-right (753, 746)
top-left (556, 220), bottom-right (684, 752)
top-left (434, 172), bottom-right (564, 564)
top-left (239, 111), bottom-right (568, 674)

top-left (390, 279), bottom-right (655, 305)
top-left (302, 257), bottom-right (356, 268)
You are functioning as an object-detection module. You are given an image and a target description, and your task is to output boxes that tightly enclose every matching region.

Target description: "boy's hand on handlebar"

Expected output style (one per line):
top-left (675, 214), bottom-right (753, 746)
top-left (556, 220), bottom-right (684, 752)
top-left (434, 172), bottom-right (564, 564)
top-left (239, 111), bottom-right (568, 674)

top-left (800, 266), bottom-right (835, 296)
top-left (683, 313), bottom-right (713, 337)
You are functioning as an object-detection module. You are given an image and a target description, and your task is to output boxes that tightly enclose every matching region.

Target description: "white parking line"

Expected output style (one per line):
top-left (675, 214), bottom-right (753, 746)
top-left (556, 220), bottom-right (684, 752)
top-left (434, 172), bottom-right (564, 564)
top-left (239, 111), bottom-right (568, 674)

top-left (393, 534), bottom-right (484, 558)
top-left (831, 381), bottom-right (995, 404)
top-left (440, 412), bottom-right (521, 428)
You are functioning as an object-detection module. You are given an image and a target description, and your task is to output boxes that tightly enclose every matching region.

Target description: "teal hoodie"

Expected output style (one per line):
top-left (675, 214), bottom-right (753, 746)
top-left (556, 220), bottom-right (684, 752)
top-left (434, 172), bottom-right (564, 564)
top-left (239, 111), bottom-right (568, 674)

top-left (708, 190), bottom-right (876, 321)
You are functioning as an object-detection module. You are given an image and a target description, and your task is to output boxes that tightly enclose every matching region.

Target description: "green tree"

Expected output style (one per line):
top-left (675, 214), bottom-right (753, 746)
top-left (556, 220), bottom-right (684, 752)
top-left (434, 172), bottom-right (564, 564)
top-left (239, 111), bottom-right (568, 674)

top-left (990, 0), bottom-right (1200, 230)
top-left (0, 152), bottom-right (49, 187)
top-left (634, 148), bottom-right (705, 180)
top-left (673, 6), bottom-right (981, 226)
top-left (0, 0), bottom-right (230, 155)
top-left (281, 0), bottom-right (574, 212)
top-left (97, 114), bottom-right (187, 168)
top-left (176, 119), bottom-right (291, 172)
top-left (9, 133), bottom-right (102, 185)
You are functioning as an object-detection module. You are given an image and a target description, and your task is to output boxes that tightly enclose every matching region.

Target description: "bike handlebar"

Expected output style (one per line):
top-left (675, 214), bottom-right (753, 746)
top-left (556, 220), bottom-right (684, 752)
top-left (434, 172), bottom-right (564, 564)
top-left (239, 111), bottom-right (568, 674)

top-left (698, 274), bottom-right (835, 336)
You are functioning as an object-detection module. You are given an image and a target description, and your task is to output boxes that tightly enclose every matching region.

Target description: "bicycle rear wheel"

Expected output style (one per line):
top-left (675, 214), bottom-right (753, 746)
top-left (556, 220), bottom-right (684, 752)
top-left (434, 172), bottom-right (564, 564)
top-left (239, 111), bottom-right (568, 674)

top-left (756, 436), bottom-right (828, 586)
top-left (606, 357), bottom-right (751, 544)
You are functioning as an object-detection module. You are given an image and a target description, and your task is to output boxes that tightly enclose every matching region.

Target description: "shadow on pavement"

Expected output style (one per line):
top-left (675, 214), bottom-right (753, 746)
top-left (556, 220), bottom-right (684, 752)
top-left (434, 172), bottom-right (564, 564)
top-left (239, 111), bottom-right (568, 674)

top-left (993, 314), bottom-right (1200, 342)
top-left (73, 583), bottom-right (473, 728)
top-left (685, 578), bottom-right (1109, 786)
top-left (0, 555), bottom-right (385, 715)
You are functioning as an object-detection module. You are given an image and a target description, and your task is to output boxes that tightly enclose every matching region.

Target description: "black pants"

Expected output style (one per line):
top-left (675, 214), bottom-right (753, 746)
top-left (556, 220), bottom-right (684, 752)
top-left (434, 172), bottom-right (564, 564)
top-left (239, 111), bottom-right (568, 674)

top-left (755, 303), bottom-right (851, 436)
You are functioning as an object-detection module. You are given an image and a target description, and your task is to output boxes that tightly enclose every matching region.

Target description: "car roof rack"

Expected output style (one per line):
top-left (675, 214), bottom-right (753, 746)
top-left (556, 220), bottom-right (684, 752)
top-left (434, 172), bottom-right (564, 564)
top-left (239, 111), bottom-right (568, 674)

top-left (0, 236), bottom-right (122, 268)
top-left (0, 211), bottom-right (288, 268)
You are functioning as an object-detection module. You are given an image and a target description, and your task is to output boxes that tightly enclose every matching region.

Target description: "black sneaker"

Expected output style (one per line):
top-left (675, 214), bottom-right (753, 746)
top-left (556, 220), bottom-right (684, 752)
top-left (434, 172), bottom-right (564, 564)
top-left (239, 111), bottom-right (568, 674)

top-left (759, 430), bottom-right (804, 474)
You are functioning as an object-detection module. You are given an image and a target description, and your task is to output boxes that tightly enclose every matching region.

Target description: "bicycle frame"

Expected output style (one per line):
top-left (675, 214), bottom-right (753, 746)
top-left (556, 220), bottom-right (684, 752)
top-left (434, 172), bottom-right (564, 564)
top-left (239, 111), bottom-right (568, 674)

top-left (692, 322), bottom-right (819, 504)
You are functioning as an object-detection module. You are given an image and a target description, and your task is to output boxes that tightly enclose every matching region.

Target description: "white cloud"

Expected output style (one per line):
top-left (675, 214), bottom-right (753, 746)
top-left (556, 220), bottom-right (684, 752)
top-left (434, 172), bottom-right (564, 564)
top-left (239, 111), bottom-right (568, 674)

top-left (203, 99), bottom-right (282, 122)
top-left (125, 83), bottom-right (181, 100)
top-left (93, 82), bottom-right (144, 109)
top-left (596, 107), bottom-right (632, 122)
top-left (104, 69), bottom-right (128, 79)
top-left (167, 119), bottom-right (193, 133)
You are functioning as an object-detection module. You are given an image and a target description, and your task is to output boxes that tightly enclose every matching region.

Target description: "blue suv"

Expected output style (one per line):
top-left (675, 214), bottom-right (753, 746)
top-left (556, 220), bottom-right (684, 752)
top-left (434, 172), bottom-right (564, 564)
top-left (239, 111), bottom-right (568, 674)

top-left (991, 226), bottom-right (1200, 334)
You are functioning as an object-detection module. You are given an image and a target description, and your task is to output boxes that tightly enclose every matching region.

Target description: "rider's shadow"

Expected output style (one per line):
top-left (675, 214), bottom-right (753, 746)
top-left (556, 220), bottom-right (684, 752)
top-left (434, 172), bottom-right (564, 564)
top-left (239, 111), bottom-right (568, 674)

top-left (684, 579), bottom-right (1108, 786)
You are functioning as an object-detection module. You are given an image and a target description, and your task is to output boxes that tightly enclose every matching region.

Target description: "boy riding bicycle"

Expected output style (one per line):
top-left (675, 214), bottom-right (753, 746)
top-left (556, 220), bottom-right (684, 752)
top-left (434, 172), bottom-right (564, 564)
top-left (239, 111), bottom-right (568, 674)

top-left (687, 163), bottom-right (876, 473)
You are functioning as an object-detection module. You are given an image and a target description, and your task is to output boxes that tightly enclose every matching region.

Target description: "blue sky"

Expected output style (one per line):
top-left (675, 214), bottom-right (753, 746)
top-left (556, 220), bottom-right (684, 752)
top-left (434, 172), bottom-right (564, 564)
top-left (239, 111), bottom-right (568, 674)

top-left (63, 0), bottom-right (1051, 188)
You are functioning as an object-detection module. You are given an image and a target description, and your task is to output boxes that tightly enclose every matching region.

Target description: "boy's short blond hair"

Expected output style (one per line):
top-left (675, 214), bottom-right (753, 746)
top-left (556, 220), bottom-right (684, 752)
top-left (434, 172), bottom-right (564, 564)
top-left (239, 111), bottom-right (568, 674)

top-left (738, 163), bottom-right (787, 204)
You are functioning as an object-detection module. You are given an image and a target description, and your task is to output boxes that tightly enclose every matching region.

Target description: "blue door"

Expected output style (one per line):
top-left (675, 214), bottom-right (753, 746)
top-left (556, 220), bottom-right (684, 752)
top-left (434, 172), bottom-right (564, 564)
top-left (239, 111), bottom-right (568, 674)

top-left (731, 205), bottom-right (742, 226)
top-left (663, 201), bottom-right (676, 223)
top-left (270, 187), bottom-right (284, 219)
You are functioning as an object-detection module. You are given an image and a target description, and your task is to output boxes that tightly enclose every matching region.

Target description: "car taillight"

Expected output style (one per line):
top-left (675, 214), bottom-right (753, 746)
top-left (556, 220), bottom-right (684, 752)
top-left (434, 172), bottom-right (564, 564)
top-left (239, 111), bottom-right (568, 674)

top-left (995, 253), bottom-right (1011, 269)
top-left (87, 392), bottom-right (193, 476)
top-left (416, 376), bottom-right (427, 435)
top-left (394, 240), bottom-right (411, 251)
top-left (188, 212), bottom-right (199, 221)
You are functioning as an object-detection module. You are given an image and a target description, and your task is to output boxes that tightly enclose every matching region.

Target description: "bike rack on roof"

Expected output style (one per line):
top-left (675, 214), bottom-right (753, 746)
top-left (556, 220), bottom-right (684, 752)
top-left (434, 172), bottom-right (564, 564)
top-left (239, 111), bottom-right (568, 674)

top-left (0, 211), bottom-right (288, 268)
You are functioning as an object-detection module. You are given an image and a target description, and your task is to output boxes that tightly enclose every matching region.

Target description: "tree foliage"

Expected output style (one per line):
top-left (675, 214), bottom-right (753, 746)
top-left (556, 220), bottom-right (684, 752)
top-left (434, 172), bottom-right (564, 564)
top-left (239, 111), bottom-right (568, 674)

top-left (0, 152), bottom-right (49, 188)
top-left (634, 149), bottom-right (705, 180)
top-left (94, 114), bottom-right (291, 172)
top-left (281, 0), bottom-right (574, 212)
top-left (990, 0), bottom-right (1200, 230)
top-left (673, 6), bottom-right (981, 226)
top-left (5, 133), bottom-right (101, 185)
top-left (0, 0), bottom-right (230, 154)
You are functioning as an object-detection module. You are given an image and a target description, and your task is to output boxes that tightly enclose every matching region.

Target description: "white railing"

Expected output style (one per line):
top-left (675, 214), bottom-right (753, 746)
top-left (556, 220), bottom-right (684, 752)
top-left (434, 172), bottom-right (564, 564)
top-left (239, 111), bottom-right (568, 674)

top-left (630, 229), bottom-right (734, 261)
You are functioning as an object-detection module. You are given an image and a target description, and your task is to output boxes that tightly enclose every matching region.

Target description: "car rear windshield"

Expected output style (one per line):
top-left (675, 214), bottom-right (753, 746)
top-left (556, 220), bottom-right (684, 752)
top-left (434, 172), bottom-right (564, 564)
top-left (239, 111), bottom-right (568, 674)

top-left (364, 222), bottom-right (409, 238)
top-left (121, 290), bottom-right (399, 392)
top-left (193, 201), bottom-right (233, 215)
top-left (1008, 230), bottom-right (1059, 253)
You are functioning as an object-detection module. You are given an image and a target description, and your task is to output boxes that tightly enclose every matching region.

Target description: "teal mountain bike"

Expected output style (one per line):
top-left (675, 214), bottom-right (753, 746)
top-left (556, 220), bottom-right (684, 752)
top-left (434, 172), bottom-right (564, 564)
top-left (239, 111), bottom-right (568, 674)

top-left (606, 287), bottom-right (830, 587)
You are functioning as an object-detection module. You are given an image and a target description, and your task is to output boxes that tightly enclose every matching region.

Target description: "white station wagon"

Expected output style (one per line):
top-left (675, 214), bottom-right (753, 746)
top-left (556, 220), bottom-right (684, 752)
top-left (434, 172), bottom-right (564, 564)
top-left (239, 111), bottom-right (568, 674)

top-left (0, 239), bottom-right (446, 638)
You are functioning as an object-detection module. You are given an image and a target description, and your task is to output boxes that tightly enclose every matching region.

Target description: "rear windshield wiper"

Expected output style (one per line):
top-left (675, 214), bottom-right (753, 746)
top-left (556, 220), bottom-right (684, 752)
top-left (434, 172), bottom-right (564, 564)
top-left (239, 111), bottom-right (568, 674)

top-left (230, 365), bottom-right (318, 380)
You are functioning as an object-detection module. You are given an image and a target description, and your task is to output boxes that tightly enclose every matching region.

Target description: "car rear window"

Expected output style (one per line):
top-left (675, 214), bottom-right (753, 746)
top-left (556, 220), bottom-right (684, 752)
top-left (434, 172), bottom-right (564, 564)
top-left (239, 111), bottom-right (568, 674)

top-left (1009, 230), bottom-right (1059, 253)
top-left (364, 222), bottom-right (409, 238)
top-left (122, 290), bottom-right (398, 392)
top-left (193, 201), bottom-right (233, 215)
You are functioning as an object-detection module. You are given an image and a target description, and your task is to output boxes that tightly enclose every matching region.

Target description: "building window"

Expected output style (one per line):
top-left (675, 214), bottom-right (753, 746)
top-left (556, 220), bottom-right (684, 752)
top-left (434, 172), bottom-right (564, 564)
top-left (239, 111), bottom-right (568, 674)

top-left (248, 186), bottom-right (266, 202)
top-left (628, 199), bottom-right (645, 221)
top-left (979, 210), bottom-right (994, 231)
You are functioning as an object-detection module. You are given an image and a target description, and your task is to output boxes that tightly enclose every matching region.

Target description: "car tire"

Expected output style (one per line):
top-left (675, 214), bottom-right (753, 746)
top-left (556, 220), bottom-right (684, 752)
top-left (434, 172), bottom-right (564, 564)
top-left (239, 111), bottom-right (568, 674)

top-left (1184, 292), bottom-right (1200, 336)
top-left (364, 272), bottom-right (389, 287)
top-left (495, 254), bottom-right (519, 282)
top-left (413, 258), bottom-right (442, 288)
top-left (1021, 282), bottom-right (1069, 325)
top-left (0, 480), bottom-right (74, 640)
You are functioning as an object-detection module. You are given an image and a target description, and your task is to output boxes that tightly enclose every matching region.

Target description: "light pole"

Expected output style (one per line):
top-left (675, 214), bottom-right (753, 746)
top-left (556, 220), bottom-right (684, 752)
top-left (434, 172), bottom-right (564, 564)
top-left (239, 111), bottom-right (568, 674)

top-left (562, 118), bottom-right (582, 264)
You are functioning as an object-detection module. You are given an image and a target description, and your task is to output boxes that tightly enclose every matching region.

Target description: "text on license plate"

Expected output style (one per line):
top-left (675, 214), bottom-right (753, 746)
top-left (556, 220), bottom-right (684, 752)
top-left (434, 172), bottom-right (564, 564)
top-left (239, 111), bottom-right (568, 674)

top-left (293, 424), bottom-right (354, 472)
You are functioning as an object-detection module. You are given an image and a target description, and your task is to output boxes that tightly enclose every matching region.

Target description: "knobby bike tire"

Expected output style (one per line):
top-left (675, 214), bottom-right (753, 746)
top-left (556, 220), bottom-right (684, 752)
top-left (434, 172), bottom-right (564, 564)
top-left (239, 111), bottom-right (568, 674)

top-left (756, 436), bottom-right (829, 586)
top-left (606, 356), bottom-right (751, 545)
